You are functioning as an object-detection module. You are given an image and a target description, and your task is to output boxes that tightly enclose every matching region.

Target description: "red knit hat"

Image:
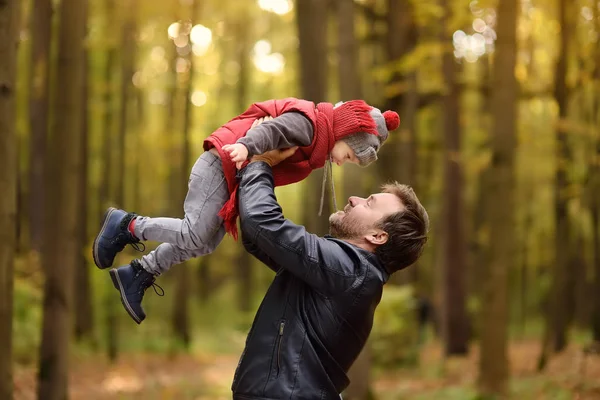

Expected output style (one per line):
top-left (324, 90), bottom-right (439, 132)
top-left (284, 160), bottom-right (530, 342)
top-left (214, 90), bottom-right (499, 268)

top-left (331, 100), bottom-right (380, 140)
top-left (334, 101), bottom-right (400, 166)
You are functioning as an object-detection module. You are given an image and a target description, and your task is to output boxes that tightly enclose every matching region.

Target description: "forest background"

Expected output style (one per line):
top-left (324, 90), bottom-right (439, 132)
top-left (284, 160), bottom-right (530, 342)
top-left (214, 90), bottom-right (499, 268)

top-left (1, 0), bottom-right (600, 398)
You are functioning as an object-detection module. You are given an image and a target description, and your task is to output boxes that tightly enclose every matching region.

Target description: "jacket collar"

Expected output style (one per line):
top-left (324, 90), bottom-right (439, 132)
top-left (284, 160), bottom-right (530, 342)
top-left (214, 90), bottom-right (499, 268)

top-left (324, 235), bottom-right (390, 282)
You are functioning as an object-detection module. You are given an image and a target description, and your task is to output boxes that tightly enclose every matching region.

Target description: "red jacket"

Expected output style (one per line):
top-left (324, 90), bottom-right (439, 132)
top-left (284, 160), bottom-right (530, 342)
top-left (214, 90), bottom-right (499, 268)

top-left (203, 97), bottom-right (377, 238)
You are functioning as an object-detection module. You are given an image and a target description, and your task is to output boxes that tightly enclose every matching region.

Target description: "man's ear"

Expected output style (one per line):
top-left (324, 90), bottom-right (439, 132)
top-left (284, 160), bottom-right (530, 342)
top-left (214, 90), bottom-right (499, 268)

top-left (364, 228), bottom-right (388, 246)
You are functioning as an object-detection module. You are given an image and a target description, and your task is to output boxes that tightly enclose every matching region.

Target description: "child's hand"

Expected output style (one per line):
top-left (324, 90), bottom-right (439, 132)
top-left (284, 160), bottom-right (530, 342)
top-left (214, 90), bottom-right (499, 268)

top-left (222, 143), bottom-right (249, 169)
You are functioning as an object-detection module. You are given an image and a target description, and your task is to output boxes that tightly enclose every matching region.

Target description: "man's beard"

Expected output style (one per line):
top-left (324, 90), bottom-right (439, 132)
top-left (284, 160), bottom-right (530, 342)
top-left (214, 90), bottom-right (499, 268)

top-left (329, 212), bottom-right (367, 239)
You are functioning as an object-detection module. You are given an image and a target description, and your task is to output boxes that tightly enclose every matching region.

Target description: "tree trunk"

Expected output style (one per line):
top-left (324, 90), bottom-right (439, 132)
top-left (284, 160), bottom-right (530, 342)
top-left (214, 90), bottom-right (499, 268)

top-left (296, 0), bottom-right (330, 235)
top-left (28, 0), bottom-right (53, 253)
top-left (98, 0), bottom-right (116, 214)
top-left (440, 3), bottom-right (469, 356)
top-left (165, 6), bottom-right (182, 216)
top-left (38, 0), bottom-right (87, 396)
top-left (380, 0), bottom-right (419, 287)
top-left (336, 1), bottom-right (373, 398)
top-left (571, 234), bottom-right (590, 329)
top-left (338, 0), bottom-right (363, 207)
top-left (477, 0), bottom-right (518, 395)
top-left (378, 0), bottom-right (417, 187)
top-left (593, 198), bottom-right (600, 340)
top-left (343, 345), bottom-right (373, 400)
top-left (234, 9), bottom-right (254, 314)
top-left (468, 57), bottom-right (492, 342)
top-left (237, 250), bottom-right (253, 313)
top-left (116, 0), bottom-right (136, 209)
top-left (171, 0), bottom-right (200, 350)
top-left (131, 87), bottom-right (144, 211)
top-left (197, 255), bottom-right (212, 303)
top-left (74, 20), bottom-right (94, 341)
top-left (519, 192), bottom-right (534, 337)
top-left (99, 0), bottom-right (119, 363)
top-left (172, 266), bottom-right (191, 348)
top-left (591, 5), bottom-right (600, 343)
top-left (0, 0), bottom-right (20, 397)
top-left (547, 0), bottom-right (573, 353)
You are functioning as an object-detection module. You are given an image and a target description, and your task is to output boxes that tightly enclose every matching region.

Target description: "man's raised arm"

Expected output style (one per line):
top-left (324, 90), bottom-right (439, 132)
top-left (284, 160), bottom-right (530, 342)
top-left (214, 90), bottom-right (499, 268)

top-left (237, 161), bottom-right (355, 295)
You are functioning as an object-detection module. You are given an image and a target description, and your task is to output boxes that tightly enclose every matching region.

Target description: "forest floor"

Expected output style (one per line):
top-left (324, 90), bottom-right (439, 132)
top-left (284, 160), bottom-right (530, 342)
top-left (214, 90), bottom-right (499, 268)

top-left (12, 339), bottom-right (600, 400)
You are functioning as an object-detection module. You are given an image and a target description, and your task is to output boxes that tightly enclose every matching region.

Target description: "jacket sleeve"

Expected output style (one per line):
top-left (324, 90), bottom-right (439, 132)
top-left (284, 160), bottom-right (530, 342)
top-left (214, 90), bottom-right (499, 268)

top-left (241, 232), bottom-right (280, 274)
top-left (236, 112), bottom-right (314, 157)
top-left (237, 162), bottom-right (356, 295)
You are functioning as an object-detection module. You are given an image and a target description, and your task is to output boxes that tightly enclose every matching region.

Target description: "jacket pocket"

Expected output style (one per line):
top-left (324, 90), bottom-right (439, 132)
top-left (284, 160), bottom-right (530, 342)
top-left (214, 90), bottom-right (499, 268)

top-left (267, 319), bottom-right (285, 380)
top-left (276, 320), bottom-right (285, 377)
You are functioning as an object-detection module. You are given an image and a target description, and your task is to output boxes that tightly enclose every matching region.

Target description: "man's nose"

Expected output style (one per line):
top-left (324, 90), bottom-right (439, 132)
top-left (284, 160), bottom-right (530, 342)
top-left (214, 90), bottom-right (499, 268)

top-left (348, 196), bottom-right (365, 206)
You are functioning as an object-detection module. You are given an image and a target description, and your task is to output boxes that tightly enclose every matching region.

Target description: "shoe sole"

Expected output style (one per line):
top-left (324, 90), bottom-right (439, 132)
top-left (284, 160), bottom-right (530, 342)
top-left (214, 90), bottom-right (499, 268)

top-left (92, 207), bottom-right (117, 270)
top-left (110, 269), bottom-right (143, 324)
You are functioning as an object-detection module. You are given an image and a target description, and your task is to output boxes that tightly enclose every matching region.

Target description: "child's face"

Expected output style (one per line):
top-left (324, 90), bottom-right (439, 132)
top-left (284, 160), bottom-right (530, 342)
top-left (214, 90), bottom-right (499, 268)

top-left (331, 141), bottom-right (359, 166)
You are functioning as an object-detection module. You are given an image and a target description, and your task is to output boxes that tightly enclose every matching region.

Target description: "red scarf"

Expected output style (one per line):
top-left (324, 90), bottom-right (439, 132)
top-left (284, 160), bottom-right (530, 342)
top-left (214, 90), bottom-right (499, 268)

top-left (203, 98), bottom-right (378, 239)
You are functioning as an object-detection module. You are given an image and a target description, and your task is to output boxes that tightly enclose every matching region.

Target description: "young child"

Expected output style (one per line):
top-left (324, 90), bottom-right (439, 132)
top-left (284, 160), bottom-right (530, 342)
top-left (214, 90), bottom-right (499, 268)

top-left (92, 98), bottom-right (399, 324)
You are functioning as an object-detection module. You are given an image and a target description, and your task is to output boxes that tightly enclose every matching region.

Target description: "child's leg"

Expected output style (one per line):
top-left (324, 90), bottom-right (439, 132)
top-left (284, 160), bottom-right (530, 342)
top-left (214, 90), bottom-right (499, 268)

top-left (93, 151), bottom-right (227, 270)
top-left (108, 151), bottom-right (228, 323)
top-left (139, 225), bottom-right (225, 275)
top-left (133, 151), bottom-right (228, 249)
top-left (109, 226), bottom-right (225, 324)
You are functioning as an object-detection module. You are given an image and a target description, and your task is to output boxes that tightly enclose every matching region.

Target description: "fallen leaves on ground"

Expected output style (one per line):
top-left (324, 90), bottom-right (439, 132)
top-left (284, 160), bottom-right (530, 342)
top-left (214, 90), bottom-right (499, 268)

top-left (13, 340), bottom-right (600, 399)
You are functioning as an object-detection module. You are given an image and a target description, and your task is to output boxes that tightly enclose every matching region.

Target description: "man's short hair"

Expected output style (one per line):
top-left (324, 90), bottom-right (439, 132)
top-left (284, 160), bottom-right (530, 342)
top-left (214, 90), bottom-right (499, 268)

top-left (375, 183), bottom-right (429, 273)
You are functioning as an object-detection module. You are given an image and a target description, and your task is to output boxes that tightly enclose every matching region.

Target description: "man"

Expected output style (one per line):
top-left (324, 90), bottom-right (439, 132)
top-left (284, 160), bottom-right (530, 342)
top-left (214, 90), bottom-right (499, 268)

top-left (231, 147), bottom-right (429, 400)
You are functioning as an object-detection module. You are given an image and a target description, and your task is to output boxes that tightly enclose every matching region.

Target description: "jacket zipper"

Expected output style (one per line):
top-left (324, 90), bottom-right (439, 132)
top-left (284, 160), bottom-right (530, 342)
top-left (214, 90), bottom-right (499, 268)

top-left (276, 321), bottom-right (285, 377)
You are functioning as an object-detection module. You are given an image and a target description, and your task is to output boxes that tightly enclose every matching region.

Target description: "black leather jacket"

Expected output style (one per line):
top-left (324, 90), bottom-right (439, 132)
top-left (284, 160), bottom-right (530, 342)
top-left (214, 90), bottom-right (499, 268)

top-left (232, 162), bottom-right (390, 400)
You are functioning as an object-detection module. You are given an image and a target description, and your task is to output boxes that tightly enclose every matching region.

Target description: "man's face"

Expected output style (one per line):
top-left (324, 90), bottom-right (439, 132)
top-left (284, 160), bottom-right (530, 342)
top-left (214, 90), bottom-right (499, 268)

top-left (329, 193), bottom-right (405, 240)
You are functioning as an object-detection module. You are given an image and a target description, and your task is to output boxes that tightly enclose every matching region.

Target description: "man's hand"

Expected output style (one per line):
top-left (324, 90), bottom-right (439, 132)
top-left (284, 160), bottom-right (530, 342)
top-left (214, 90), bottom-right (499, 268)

top-left (250, 147), bottom-right (298, 167)
top-left (251, 115), bottom-right (273, 128)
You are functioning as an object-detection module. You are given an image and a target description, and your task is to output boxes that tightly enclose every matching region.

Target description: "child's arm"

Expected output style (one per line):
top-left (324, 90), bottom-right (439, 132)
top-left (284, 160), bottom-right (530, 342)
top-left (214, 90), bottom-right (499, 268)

top-left (223, 112), bottom-right (314, 166)
top-left (239, 112), bottom-right (314, 154)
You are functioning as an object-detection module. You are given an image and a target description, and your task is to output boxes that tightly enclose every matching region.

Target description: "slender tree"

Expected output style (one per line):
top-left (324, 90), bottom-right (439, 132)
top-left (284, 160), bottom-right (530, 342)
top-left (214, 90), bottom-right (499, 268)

top-left (537, 0), bottom-right (575, 369)
top-left (590, 3), bottom-right (600, 343)
top-left (296, 0), bottom-right (330, 235)
top-left (379, 0), bottom-right (419, 287)
top-left (478, 0), bottom-right (519, 394)
top-left (548, 0), bottom-right (574, 353)
top-left (440, 1), bottom-right (469, 356)
top-left (235, 6), bottom-right (254, 315)
top-left (38, 0), bottom-right (87, 396)
top-left (28, 0), bottom-right (53, 253)
top-left (99, 0), bottom-right (119, 362)
top-left (98, 0), bottom-right (116, 218)
top-left (116, 0), bottom-right (136, 209)
top-left (74, 0), bottom-right (94, 342)
top-left (0, 0), bottom-right (20, 397)
top-left (172, 0), bottom-right (201, 349)
top-left (379, 0), bottom-right (418, 186)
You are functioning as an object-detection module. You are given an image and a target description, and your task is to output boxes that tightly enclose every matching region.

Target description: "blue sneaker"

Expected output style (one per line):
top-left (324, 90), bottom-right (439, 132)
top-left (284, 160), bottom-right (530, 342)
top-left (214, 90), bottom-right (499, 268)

top-left (109, 260), bottom-right (164, 324)
top-left (92, 207), bottom-right (144, 269)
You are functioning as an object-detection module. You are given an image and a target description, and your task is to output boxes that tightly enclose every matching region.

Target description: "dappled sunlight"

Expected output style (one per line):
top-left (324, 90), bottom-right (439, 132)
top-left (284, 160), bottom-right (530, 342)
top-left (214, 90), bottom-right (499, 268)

top-left (102, 372), bottom-right (143, 394)
top-left (252, 39), bottom-right (285, 75)
top-left (453, 0), bottom-right (497, 62)
top-left (190, 24), bottom-right (213, 56)
top-left (191, 90), bottom-right (207, 107)
top-left (167, 22), bottom-right (181, 39)
top-left (453, 30), bottom-right (488, 63)
top-left (257, 0), bottom-right (293, 15)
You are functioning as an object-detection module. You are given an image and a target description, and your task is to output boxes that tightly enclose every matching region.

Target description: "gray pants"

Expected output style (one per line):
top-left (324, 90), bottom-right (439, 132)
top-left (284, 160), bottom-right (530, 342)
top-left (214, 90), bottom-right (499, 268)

top-left (134, 151), bottom-right (229, 275)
